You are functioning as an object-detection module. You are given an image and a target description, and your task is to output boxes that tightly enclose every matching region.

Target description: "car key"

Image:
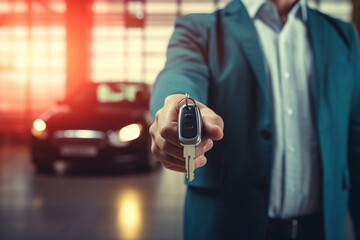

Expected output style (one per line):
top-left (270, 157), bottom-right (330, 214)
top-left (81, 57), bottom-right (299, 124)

top-left (177, 93), bottom-right (202, 181)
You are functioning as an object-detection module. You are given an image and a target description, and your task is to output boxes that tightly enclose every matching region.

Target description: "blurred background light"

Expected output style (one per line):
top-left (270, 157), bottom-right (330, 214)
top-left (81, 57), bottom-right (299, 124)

top-left (119, 123), bottom-right (142, 142)
top-left (32, 119), bottom-right (46, 132)
top-left (31, 118), bottom-right (48, 139)
top-left (117, 189), bottom-right (143, 240)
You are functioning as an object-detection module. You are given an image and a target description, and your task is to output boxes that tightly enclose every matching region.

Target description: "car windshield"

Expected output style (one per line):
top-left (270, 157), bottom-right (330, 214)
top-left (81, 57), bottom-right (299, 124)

top-left (67, 83), bottom-right (147, 108)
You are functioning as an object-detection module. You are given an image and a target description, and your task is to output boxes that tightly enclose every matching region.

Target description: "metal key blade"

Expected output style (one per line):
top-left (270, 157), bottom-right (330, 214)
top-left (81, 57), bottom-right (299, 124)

top-left (190, 155), bottom-right (195, 181)
top-left (187, 155), bottom-right (195, 182)
top-left (177, 94), bottom-right (202, 182)
top-left (183, 145), bottom-right (195, 181)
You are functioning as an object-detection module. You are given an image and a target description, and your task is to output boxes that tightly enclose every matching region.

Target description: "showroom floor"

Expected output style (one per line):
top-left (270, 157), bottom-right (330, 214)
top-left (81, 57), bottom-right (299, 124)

top-left (0, 141), bottom-right (186, 240)
top-left (0, 141), bottom-right (356, 240)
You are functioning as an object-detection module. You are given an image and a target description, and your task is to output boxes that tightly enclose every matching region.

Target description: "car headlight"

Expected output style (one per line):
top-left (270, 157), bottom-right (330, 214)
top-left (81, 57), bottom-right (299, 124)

top-left (31, 119), bottom-right (48, 140)
top-left (119, 124), bottom-right (142, 142)
top-left (108, 123), bottom-right (142, 147)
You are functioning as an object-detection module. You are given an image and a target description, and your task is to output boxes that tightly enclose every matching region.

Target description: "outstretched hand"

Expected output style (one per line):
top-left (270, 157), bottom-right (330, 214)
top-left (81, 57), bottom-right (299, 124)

top-left (149, 94), bottom-right (224, 172)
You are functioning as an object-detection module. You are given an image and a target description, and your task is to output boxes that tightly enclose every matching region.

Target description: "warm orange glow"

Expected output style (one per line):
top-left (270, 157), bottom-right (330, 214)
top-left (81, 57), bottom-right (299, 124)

top-left (119, 124), bottom-right (142, 142)
top-left (0, 0), bottom-right (67, 123)
top-left (31, 119), bottom-right (48, 139)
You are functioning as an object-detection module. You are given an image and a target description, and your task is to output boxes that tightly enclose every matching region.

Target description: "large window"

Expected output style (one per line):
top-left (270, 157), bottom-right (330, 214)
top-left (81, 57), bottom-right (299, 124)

top-left (91, 0), bottom-right (231, 84)
top-left (0, 0), bottom-right (353, 133)
top-left (0, 0), bottom-right (66, 128)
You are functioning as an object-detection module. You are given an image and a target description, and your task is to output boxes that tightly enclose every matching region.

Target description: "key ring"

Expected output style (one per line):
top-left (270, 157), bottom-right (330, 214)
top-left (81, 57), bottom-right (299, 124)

top-left (185, 92), bottom-right (189, 107)
top-left (177, 92), bottom-right (196, 111)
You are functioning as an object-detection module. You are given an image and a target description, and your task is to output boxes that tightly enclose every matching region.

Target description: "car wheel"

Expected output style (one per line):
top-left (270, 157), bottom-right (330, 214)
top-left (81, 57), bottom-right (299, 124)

top-left (32, 150), bottom-right (54, 173)
top-left (34, 164), bottom-right (54, 173)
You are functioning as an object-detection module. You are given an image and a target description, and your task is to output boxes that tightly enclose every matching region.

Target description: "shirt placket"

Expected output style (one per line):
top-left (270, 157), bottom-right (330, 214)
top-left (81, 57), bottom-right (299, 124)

top-left (277, 24), bottom-right (301, 217)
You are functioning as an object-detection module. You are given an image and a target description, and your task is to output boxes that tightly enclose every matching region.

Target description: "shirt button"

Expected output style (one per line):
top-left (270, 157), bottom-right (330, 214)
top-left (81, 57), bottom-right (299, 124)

top-left (287, 108), bottom-right (293, 115)
top-left (288, 146), bottom-right (295, 153)
top-left (284, 72), bottom-right (290, 79)
top-left (260, 129), bottom-right (272, 140)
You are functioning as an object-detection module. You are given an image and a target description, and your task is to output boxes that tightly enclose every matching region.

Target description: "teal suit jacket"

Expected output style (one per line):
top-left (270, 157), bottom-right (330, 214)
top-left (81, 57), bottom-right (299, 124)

top-left (150, 1), bottom-right (360, 239)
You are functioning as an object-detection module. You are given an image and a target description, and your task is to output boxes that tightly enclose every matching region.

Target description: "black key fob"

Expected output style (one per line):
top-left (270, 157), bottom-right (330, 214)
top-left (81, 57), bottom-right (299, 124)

top-left (177, 103), bottom-right (202, 146)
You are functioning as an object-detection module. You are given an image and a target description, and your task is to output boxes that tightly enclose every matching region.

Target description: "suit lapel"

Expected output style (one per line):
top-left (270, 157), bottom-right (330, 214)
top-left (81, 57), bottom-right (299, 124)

top-left (222, 1), bottom-right (270, 105)
top-left (307, 8), bottom-right (329, 131)
top-left (221, 2), bottom-right (328, 127)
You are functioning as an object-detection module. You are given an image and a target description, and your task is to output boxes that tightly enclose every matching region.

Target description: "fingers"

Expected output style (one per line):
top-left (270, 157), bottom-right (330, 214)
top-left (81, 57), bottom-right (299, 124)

top-left (149, 94), bottom-right (224, 173)
top-left (158, 121), bottom-right (182, 148)
top-left (151, 140), bottom-right (186, 170)
top-left (153, 127), bottom-right (213, 159)
top-left (151, 139), bottom-right (208, 172)
top-left (150, 122), bottom-right (213, 172)
top-left (159, 94), bottom-right (224, 142)
top-left (165, 157), bottom-right (207, 173)
top-left (198, 104), bottom-right (224, 141)
top-left (157, 95), bottom-right (183, 128)
top-left (150, 118), bottom-right (185, 171)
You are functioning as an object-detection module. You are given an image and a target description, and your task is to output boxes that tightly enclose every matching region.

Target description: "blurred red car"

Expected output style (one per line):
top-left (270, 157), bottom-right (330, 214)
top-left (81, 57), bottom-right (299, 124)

top-left (30, 81), bottom-right (158, 173)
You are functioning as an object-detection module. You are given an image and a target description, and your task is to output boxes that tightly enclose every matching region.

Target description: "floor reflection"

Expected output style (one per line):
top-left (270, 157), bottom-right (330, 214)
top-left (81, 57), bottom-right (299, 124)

top-left (0, 142), bottom-right (186, 240)
top-left (117, 189), bottom-right (143, 239)
top-left (0, 141), bottom-right (356, 240)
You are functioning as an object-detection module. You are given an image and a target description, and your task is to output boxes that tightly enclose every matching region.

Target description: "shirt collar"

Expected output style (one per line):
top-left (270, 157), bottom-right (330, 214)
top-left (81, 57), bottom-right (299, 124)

top-left (241, 0), bottom-right (308, 22)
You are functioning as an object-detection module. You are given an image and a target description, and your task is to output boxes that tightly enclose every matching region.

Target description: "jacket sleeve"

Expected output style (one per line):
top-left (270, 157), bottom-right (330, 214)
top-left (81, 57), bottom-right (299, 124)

top-left (349, 25), bottom-right (360, 238)
top-left (150, 15), bottom-right (210, 118)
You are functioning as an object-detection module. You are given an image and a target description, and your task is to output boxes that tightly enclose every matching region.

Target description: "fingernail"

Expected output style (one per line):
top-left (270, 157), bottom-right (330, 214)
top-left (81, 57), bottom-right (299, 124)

top-left (203, 140), bottom-right (213, 152)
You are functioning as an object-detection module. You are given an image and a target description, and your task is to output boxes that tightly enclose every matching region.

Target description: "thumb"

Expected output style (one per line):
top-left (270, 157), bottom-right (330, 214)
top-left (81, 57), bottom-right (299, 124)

top-left (200, 107), bottom-right (224, 141)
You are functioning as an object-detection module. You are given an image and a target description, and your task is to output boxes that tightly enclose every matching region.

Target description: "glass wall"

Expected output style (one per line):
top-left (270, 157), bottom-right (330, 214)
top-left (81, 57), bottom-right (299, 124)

top-left (90, 0), bottom-right (230, 84)
top-left (0, 0), bottom-right (66, 131)
top-left (0, 0), bottom-right (353, 133)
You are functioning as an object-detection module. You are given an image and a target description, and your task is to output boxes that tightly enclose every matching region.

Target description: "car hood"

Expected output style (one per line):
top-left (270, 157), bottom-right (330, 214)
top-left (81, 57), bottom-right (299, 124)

top-left (42, 105), bottom-right (147, 131)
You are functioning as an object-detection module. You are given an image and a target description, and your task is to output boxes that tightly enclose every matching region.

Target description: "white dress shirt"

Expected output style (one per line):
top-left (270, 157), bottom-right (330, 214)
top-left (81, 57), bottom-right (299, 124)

top-left (241, 0), bottom-right (321, 218)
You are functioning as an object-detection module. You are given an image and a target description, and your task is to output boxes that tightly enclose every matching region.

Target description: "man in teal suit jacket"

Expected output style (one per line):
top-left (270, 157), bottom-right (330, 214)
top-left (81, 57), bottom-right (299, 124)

top-left (149, 0), bottom-right (360, 239)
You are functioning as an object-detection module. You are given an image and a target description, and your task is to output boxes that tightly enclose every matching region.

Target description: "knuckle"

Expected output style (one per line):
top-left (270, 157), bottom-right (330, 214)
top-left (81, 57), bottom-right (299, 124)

top-left (164, 95), bottom-right (172, 105)
top-left (155, 109), bottom-right (161, 122)
top-left (151, 143), bottom-right (157, 155)
top-left (211, 115), bottom-right (221, 123)
top-left (149, 123), bottom-right (155, 135)
top-left (203, 114), bottom-right (213, 122)
top-left (213, 113), bottom-right (224, 126)
top-left (218, 116), bottom-right (224, 128)
top-left (206, 114), bottom-right (223, 128)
